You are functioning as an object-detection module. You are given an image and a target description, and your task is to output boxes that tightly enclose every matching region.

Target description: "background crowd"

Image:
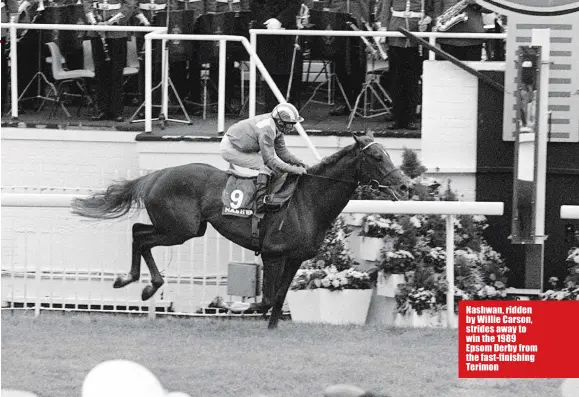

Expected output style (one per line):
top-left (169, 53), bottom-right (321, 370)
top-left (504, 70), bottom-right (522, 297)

top-left (1, 0), bottom-right (506, 128)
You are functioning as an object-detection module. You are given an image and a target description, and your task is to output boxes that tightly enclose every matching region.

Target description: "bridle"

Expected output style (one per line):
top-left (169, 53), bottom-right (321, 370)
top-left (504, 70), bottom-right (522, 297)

top-left (305, 141), bottom-right (404, 199)
top-left (357, 142), bottom-right (403, 193)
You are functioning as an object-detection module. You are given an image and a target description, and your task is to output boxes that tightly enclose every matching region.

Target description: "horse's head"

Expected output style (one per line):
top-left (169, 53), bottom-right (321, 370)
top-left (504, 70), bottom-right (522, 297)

top-left (352, 131), bottom-right (410, 200)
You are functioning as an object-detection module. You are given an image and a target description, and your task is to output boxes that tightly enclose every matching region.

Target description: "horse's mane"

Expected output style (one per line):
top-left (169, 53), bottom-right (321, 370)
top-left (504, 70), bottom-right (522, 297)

top-left (307, 142), bottom-right (358, 175)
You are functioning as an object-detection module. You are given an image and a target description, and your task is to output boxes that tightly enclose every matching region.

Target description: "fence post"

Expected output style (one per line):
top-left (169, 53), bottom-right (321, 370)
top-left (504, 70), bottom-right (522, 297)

top-left (145, 36), bottom-right (153, 133)
top-left (249, 31), bottom-right (257, 118)
top-left (34, 231), bottom-right (41, 318)
top-left (429, 36), bottom-right (436, 60)
top-left (10, 24), bottom-right (19, 119)
top-left (218, 39), bottom-right (226, 134)
top-left (446, 215), bottom-right (455, 328)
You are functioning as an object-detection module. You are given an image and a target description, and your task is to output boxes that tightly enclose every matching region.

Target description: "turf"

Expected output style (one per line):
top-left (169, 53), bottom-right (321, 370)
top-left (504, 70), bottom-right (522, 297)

top-left (1, 311), bottom-right (562, 397)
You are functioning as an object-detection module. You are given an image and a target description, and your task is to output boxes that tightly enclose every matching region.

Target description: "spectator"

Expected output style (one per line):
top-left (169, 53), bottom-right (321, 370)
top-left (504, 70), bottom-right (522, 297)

top-left (250, 0), bottom-right (303, 113)
top-left (1, 0), bottom-right (19, 113)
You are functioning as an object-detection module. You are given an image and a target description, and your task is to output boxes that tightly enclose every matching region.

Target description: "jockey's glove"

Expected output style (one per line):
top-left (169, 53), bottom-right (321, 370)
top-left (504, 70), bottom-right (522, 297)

top-left (294, 167), bottom-right (307, 175)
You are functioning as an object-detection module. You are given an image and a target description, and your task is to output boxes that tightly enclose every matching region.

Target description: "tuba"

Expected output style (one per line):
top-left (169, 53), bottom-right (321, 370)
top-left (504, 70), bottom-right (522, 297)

top-left (433, 0), bottom-right (475, 32)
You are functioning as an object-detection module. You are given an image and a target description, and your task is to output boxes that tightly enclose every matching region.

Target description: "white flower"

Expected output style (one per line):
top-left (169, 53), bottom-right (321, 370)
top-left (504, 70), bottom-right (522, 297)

top-left (321, 278), bottom-right (331, 288)
top-left (332, 279), bottom-right (341, 288)
top-left (314, 279), bottom-right (322, 288)
top-left (472, 215), bottom-right (487, 223)
top-left (409, 216), bottom-right (422, 228)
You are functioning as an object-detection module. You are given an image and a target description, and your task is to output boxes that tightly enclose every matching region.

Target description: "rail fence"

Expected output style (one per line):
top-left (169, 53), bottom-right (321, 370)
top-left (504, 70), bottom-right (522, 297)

top-left (1, 192), bottom-right (503, 327)
top-left (4, 21), bottom-right (506, 134)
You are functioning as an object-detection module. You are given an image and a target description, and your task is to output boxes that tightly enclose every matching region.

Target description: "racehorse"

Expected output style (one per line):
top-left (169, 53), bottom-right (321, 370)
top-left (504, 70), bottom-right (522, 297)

top-left (70, 131), bottom-right (409, 329)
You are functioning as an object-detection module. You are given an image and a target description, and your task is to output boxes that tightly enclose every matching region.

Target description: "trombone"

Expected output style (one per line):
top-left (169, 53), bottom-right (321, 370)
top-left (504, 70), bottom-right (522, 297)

top-left (347, 19), bottom-right (387, 61)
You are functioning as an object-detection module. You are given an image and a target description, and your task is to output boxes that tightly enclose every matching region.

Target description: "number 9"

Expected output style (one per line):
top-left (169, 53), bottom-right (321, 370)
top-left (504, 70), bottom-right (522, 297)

top-left (230, 189), bottom-right (244, 209)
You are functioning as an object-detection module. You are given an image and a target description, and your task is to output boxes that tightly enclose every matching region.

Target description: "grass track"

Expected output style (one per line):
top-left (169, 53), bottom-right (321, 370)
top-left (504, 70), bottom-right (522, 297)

top-left (1, 311), bottom-right (562, 397)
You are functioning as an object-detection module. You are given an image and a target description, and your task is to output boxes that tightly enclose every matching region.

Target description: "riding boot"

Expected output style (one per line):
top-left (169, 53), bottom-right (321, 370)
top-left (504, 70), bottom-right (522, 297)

top-left (255, 173), bottom-right (270, 214)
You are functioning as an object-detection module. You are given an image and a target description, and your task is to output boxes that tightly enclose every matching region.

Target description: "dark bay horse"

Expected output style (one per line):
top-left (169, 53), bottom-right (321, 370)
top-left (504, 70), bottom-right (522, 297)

top-left (70, 131), bottom-right (409, 328)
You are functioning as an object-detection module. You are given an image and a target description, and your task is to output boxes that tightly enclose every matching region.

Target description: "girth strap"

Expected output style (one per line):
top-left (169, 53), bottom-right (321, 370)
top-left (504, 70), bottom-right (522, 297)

top-left (252, 212), bottom-right (264, 256)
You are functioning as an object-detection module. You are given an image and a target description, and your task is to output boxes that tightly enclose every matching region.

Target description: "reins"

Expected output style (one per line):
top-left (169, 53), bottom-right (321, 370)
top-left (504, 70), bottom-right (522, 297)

top-left (303, 141), bottom-right (402, 191)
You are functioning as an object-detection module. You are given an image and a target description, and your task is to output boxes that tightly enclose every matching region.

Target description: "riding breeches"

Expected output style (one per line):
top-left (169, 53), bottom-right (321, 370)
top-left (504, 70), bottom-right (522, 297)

top-left (220, 135), bottom-right (273, 174)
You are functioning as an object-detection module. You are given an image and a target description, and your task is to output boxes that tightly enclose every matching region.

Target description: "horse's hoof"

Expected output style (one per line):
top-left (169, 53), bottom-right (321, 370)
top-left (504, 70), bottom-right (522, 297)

top-left (141, 285), bottom-right (157, 301)
top-left (113, 275), bottom-right (133, 289)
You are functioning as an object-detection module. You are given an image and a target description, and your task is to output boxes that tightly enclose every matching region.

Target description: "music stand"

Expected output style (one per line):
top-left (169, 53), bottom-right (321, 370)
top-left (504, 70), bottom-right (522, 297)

top-left (346, 55), bottom-right (392, 129)
top-left (346, 23), bottom-right (393, 129)
top-left (184, 11), bottom-right (251, 119)
top-left (299, 9), bottom-right (352, 113)
top-left (130, 5), bottom-right (192, 129)
top-left (8, 8), bottom-right (60, 117)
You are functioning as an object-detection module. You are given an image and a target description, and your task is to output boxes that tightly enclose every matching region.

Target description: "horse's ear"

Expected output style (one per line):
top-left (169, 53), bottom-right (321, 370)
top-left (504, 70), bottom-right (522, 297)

top-left (365, 129), bottom-right (375, 139)
top-left (351, 130), bottom-right (365, 145)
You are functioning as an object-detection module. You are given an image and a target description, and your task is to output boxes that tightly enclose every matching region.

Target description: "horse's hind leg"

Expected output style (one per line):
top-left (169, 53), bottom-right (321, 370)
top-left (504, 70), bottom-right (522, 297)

top-left (113, 223), bottom-right (152, 289)
top-left (138, 221), bottom-right (208, 301)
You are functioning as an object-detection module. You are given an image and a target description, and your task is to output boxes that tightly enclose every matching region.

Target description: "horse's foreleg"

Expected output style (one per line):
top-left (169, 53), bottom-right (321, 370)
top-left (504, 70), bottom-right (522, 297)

top-left (113, 223), bottom-right (152, 289)
top-left (268, 258), bottom-right (301, 330)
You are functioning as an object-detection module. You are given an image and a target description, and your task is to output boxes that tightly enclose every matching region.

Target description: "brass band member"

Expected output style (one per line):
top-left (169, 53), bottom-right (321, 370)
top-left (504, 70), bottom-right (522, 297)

top-left (1, 0), bottom-right (19, 112)
top-left (317, 0), bottom-right (373, 116)
top-left (130, 0), bottom-right (167, 118)
top-left (250, 0), bottom-right (303, 113)
top-left (84, 0), bottom-right (136, 121)
top-left (378, 0), bottom-right (433, 130)
top-left (434, 0), bottom-right (491, 61)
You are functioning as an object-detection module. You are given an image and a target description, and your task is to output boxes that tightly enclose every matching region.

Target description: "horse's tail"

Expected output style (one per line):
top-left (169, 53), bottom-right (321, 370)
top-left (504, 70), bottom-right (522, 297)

top-left (70, 175), bottom-right (150, 220)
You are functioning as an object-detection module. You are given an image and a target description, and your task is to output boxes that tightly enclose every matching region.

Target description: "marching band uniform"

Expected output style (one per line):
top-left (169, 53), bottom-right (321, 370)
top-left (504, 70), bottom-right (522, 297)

top-left (250, 0), bottom-right (303, 112)
top-left (434, 0), bottom-right (489, 61)
top-left (1, 0), bottom-right (19, 111)
top-left (313, 0), bottom-right (373, 116)
top-left (84, 0), bottom-right (136, 121)
top-left (378, 0), bottom-right (433, 130)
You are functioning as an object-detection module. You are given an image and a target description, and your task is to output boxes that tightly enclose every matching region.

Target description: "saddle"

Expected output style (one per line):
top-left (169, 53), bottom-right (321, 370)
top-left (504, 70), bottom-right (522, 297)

top-left (221, 165), bottom-right (300, 254)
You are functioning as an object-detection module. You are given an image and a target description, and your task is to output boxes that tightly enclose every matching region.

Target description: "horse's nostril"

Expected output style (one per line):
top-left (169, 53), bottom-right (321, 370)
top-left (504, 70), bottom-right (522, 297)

top-left (399, 184), bottom-right (408, 192)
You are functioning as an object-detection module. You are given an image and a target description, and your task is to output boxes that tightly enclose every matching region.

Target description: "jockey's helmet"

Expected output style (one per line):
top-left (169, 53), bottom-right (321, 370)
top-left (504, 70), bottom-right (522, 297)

top-left (271, 103), bottom-right (304, 134)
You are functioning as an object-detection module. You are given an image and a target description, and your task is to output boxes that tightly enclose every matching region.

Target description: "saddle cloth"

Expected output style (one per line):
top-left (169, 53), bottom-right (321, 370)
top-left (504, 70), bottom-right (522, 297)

top-left (221, 165), bottom-right (300, 218)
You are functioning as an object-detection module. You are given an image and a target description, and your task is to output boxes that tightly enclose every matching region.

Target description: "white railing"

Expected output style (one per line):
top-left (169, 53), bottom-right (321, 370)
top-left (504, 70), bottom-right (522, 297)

top-left (1, 192), bottom-right (259, 319)
top-left (343, 200), bottom-right (504, 328)
top-left (2, 192), bottom-right (504, 327)
top-left (4, 22), bottom-right (505, 138)
top-left (561, 206), bottom-right (579, 220)
top-left (247, 29), bottom-right (507, 118)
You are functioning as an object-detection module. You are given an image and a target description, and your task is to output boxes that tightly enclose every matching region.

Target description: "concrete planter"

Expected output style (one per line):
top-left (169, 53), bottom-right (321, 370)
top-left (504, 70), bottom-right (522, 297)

top-left (376, 272), bottom-right (405, 298)
top-left (359, 237), bottom-right (384, 262)
top-left (394, 309), bottom-right (458, 328)
top-left (287, 289), bottom-right (373, 325)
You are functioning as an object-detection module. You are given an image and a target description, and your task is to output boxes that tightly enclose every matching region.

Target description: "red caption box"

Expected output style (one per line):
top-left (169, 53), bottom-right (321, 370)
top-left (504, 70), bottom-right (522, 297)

top-left (458, 300), bottom-right (579, 378)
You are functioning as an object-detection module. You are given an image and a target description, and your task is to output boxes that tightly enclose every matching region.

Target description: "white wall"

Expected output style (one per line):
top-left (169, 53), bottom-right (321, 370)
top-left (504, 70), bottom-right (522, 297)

top-left (421, 60), bottom-right (506, 201)
top-left (1, 129), bottom-right (140, 190)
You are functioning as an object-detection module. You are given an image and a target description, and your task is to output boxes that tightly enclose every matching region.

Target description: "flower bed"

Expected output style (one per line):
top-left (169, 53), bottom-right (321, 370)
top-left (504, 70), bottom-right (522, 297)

top-left (354, 148), bottom-right (511, 320)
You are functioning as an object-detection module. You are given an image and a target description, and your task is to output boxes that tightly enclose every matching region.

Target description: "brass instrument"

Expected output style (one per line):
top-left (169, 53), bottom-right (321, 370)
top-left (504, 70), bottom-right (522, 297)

top-left (346, 20), bottom-right (378, 59)
top-left (92, 1), bottom-right (112, 61)
top-left (434, 0), bottom-right (474, 32)
top-left (16, 0), bottom-right (43, 41)
top-left (362, 19), bottom-right (387, 61)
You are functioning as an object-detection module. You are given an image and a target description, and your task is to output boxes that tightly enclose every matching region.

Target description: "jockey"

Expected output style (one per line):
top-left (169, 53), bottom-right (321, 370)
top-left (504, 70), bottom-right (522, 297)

top-left (220, 103), bottom-right (308, 213)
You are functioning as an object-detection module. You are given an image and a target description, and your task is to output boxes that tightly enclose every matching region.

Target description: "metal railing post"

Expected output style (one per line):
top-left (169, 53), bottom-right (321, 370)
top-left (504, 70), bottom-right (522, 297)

top-left (218, 39), bottom-right (226, 134)
top-left (10, 24), bottom-right (19, 119)
top-left (145, 35), bottom-right (153, 133)
top-left (429, 36), bottom-right (436, 60)
top-left (249, 31), bottom-right (257, 118)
